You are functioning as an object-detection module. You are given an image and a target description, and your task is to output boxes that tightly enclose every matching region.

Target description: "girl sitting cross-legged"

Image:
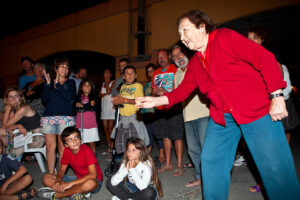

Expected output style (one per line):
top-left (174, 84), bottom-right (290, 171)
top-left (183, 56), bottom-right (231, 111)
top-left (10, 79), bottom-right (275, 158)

top-left (106, 137), bottom-right (163, 200)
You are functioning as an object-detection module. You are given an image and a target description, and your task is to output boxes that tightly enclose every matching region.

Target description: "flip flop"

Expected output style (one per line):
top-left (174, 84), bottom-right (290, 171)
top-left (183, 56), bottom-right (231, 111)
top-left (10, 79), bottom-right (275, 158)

top-left (249, 185), bottom-right (261, 193)
top-left (183, 163), bottom-right (194, 168)
top-left (18, 188), bottom-right (36, 200)
top-left (173, 167), bottom-right (184, 176)
top-left (153, 156), bottom-right (162, 168)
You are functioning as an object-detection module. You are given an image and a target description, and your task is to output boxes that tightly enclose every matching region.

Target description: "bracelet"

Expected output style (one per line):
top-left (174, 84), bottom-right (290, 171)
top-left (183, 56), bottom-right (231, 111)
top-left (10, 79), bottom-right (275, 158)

top-left (269, 93), bottom-right (284, 100)
top-left (124, 98), bottom-right (128, 104)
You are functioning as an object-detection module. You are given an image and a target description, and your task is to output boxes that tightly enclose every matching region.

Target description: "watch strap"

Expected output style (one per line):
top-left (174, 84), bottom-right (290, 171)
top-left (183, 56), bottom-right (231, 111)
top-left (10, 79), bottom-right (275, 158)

top-left (269, 93), bottom-right (284, 100)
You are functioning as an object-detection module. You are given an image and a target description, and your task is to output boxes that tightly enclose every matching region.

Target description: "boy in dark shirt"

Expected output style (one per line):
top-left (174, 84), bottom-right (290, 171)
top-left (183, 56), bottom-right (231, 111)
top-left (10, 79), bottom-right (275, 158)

top-left (0, 138), bottom-right (35, 200)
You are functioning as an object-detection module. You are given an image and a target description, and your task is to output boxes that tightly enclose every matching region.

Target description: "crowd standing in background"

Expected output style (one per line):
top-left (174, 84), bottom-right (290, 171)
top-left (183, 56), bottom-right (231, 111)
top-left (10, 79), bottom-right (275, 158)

top-left (0, 8), bottom-right (299, 200)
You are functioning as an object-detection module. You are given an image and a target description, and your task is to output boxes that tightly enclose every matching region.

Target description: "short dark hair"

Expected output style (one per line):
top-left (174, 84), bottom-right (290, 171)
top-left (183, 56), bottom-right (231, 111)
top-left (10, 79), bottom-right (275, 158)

top-left (157, 48), bottom-right (169, 57)
top-left (21, 56), bottom-right (33, 64)
top-left (122, 65), bottom-right (136, 75)
top-left (246, 26), bottom-right (271, 46)
top-left (119, 58), bottom-right (130, 64)
top-left (177, 10), bottom-right (216, 33)
top-left (145, 63), bottom-right (157, 73)
top-left (61, 127), bottom-right (81, 145)
top-left (171, 44), bottom-right (190, 59)
top-left (53, 57), bottom-right (70, 70)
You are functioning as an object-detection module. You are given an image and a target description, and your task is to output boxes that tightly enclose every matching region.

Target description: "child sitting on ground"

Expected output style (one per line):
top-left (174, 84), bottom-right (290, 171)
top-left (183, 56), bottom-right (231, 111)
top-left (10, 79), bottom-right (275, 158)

top-left (0, 138), bottom-right (36, 200)
top-left (36, 127), bottom-right (103, 200)
top-left (112, 65), bottom-right (149, 154)
top-left (106, 137), bottom-right (163, 200)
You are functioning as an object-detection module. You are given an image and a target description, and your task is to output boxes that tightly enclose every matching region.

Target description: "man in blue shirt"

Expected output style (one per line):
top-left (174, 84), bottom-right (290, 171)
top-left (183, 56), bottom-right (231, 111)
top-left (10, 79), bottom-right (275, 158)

top-left (19, 57), bottom-right (36, 89)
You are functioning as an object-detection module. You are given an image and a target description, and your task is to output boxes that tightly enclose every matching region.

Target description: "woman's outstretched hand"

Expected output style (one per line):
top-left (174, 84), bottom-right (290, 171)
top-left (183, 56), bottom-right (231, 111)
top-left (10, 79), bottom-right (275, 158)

top-left (135, 96), bottom-right (169, 108)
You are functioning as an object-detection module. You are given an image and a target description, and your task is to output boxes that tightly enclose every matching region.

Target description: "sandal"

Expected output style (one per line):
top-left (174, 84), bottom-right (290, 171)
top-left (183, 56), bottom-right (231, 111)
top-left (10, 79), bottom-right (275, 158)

top-left (173, 167), bottom-right (184, 176)
top-left (183, 163), bottom-right (194, 168)
top-left (249, 185), bottom-right (261, 193)
top-left (18, 188), bottom-right (36, 200)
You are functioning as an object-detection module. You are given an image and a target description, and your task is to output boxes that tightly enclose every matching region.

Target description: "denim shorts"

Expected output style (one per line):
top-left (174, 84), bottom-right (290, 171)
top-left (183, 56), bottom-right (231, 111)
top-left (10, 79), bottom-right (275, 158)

top-left (41, 116), bottom-right (75, 134)
top-left (62, 175), bottom-right (102, 194)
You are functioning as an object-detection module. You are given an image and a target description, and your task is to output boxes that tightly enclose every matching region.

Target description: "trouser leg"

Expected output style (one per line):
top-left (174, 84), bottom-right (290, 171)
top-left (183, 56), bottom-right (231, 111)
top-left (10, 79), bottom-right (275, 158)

top-left (241, 114), bottom-right (300, 200)
top-left (201, 114), bottom-right (241, 200)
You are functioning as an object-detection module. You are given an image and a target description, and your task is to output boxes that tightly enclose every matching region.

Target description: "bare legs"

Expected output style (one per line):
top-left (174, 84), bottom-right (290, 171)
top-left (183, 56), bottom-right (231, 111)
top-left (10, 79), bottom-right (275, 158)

top-left (174, 139), bottom-right (183, 168)
top-left (162, 138), bottom-right (173, 169)
top-left (88, 142), bottom-right (96, 154)
top-left (45, 134), bottom-right (64, 174)
top-left (0, 174), bottom-right (33, 200)
top-left (286, 132), bottom-right (291, 144)
top-left (102, 119), bottom-right (114, 151)
top-left (158, 138), bottom-right (183, 174)
top-left (42, 174), bottom-right (98, 198)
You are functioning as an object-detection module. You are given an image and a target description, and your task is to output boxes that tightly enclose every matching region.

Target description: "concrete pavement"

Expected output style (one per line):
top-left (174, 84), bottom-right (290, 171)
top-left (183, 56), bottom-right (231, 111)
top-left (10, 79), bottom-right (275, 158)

top-left (24, 128), bottom-right (300, 200)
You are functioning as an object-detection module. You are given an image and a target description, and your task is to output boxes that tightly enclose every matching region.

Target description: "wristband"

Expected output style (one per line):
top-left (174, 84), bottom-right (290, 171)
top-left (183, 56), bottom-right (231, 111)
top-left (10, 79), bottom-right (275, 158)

top-left (269, 93), bottom-right (284, 100)
top-left (124, 98), bottom-right (128, 104)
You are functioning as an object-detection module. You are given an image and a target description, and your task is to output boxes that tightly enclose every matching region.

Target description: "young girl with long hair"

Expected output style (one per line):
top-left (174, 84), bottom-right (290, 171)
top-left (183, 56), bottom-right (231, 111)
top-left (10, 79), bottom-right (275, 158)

top-left (106, 137), bottom-right (163, 200)
top-left (75, 79), bottom-right (99, 154)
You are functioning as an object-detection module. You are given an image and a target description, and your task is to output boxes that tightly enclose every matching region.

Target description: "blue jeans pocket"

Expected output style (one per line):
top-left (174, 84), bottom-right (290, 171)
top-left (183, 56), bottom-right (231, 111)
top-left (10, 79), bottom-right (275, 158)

top-left (125, 181), bottom-right (140, 193)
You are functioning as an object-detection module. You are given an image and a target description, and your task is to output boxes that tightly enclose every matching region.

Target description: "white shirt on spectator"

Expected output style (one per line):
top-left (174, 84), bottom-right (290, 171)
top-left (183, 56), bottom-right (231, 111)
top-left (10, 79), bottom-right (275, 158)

top-left (111, 160), bottom-right (152, 190)
top-left (282, 64), bottom-right (292, 100)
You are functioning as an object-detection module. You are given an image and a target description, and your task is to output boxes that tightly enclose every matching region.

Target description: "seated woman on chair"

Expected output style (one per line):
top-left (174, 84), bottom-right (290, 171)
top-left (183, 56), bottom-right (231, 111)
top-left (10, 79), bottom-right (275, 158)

top-left (0, 87), bottom-right (44, 161)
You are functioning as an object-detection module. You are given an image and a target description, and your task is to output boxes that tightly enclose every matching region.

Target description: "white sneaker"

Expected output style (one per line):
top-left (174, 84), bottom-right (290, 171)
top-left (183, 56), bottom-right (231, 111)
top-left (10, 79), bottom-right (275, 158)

top-left (234, 155), bottom-right (246, 166)
top-left (84, 193), bottom-right (91, 198)
top-left (112, 195), bottom-right (121, 200)
top-left (36, 187), bottom-right (55, 199)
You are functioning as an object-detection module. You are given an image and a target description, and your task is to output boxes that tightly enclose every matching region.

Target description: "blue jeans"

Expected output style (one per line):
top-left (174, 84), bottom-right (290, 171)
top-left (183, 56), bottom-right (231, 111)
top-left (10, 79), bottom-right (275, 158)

top-left (62, 175), bottom-right (102, 194)
top-left (201, 113), bottom-right (300, 200)
top-left (184, 116), bottom-right (209, 180)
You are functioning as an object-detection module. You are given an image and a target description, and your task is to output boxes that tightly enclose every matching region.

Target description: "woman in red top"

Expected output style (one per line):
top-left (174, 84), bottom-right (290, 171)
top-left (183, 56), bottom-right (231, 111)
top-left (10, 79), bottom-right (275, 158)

top-left (136, 10), bottom-right (300, 200)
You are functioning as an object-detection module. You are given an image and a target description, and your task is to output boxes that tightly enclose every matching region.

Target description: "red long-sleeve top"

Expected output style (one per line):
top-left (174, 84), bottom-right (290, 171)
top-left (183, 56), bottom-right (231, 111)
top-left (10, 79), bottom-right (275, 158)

top-left (165, 28), bottom-right (286, 126)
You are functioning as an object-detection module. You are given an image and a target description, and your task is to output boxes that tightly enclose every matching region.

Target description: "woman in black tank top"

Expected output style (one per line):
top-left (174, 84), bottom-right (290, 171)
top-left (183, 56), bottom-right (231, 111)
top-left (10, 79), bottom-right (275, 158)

top-left (0, 87), bottom-right (43, 160)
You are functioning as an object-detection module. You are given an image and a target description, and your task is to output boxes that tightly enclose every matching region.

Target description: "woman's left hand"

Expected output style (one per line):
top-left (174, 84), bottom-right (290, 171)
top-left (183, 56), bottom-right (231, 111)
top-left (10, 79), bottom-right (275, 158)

top-left (18, 125), bottom-right (27, 136)
top-left (269, 95), bottom-right (288, 121)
